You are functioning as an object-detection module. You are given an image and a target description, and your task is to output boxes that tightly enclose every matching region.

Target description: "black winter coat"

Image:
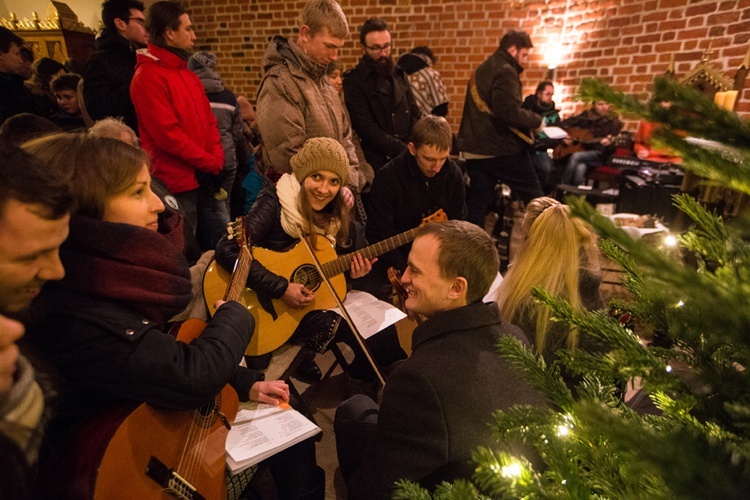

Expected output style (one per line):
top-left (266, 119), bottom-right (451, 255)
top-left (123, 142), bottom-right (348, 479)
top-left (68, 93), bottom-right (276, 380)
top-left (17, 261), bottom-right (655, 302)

top-left (343, 58), bottom-right (421, 171)
top-left (215, 182), bottom-right (368, 300)
top-left (348, 302), bottom-right (545, 499)
top-left (82, 29), bottom-right (139, 134)
top-left (458, 49), bottom-right (542, 157)
top-left (0, 72), bottom-right (42, 125)
top-left (366, 149), bottom-right (466, 270)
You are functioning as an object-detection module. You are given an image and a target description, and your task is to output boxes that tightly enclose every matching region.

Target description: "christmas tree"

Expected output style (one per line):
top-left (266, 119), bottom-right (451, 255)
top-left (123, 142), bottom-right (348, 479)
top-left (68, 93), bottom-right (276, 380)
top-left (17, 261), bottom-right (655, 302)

top-left (394, 78), bottom-right (750, 499)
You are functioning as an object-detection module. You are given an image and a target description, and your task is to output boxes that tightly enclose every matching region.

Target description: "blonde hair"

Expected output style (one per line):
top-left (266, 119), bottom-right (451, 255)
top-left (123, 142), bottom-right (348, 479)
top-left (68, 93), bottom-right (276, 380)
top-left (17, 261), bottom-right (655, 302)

top-left (497, 197), bottom-right (600, 355)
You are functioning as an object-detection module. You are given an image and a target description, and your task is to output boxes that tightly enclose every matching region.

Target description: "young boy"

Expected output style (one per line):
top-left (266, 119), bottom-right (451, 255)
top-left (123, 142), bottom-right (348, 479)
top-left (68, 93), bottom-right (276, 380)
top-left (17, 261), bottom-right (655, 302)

top-left (50, 74), bottom-right (84, 130)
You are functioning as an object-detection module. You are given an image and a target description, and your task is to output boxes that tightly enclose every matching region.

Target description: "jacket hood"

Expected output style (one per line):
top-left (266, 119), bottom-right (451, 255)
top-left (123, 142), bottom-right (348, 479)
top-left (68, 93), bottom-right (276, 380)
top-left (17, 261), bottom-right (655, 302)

top-left (192, 67), bottom-right (224, 93)
top-left (397, 53), bottom-right (429, 75)
top-left (262, 35), bottom-right (327, 82)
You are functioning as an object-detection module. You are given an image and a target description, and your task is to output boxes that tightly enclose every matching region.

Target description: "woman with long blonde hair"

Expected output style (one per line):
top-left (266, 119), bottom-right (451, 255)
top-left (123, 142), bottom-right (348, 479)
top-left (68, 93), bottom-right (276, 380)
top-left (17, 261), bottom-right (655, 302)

top-left (497, 197), bottom-right (604, 361)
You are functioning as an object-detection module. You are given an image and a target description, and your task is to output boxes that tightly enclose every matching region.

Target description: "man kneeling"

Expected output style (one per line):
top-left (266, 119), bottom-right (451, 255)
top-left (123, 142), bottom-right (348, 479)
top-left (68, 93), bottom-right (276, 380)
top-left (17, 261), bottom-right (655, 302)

top-left (335, 220), bottom-right (544, 499)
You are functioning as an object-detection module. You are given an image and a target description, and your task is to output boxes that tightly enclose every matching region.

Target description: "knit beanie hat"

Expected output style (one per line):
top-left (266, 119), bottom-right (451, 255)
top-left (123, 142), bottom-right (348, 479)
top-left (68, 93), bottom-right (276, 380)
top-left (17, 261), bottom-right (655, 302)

top-left (187, 51), bottom-right (217, 72)
top-left (290, 137), bottom-right (350, 186)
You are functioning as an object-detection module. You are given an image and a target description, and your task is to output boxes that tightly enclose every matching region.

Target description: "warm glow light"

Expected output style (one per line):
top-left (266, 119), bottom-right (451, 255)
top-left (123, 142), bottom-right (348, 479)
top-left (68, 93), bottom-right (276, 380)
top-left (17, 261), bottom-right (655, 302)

top-left (545, 43), bottom-right (564, 70)
top-left (676, 300), bottom-right (684, 308)
top-left (501, 462), bottom-right (523, 478)
top-left (664, 234), bottom-right (678, 247)
top-left (557, 424), bottom-right (570, 437)
top-left (666, 365), bottom-right (673, 373)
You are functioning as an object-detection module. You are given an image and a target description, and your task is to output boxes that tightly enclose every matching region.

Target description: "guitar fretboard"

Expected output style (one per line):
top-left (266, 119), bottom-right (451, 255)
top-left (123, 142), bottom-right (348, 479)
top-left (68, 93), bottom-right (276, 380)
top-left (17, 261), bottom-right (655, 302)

top-left (320, 227), bottom-right (421, 277)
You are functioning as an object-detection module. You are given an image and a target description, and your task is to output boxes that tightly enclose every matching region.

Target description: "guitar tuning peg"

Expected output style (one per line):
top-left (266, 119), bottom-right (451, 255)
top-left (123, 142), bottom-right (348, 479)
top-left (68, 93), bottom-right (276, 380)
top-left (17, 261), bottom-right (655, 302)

top-left (227, 234), bottom-right (235, 240)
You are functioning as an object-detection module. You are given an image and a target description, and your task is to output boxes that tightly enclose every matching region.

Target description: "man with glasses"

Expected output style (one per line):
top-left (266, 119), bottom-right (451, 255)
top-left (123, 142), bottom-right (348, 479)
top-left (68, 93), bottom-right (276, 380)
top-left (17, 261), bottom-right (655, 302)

top-left (343, 18), bottom-right (421, 172)
top-left (83, 0), bottom-right (149, 134)
top-left (256, 0), bottom-right (360, 204)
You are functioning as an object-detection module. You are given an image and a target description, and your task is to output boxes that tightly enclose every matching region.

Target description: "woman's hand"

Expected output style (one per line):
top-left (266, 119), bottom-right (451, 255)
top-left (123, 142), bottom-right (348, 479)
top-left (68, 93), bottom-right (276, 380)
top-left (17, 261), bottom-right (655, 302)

top-left (349, 252), bottom-right (376, 279)
top-left (249, 380), bottom-right (290, 405)
top-left (282, 283), bottom-right (314, 309)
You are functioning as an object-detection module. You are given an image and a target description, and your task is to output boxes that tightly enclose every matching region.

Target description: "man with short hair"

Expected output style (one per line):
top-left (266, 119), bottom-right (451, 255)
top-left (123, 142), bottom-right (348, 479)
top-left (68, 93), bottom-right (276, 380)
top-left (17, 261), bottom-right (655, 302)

top-left (335, 220), bottom-right (543, 499)
top-left (523, 80), bottom-right (561, 191)
top-left (83, 0), bottom-right (149, 134)
top-left (365, 115), bottom-right (466, 296)
top-left (256, 0), bottom-right (359, 206)
top-left (0, 28), bottom-right (40, 125)
top-left (0, 143), bottom-right (72, 499)
top-left (131, 1), bottom-right (225, 249)
top-left (560, 100), bottom-right (622, 186)
top-left (50, 74), bottom-right (85, 130)
top-left (344, 18), bottom-right (421, 172)
top-left (459, 30), bottom-right (544, 226)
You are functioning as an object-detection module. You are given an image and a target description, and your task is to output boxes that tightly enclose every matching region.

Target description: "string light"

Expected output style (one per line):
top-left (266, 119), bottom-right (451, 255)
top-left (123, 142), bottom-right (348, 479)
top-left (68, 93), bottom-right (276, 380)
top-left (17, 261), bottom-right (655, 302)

top-left (664, 234), bottom-right (678, 247)
top-left (501, 462), bottom-right (523, 478)
top-left (557, 424), bottom-right (571, 437)
top-left (666, 364), bottom-right (673, 373)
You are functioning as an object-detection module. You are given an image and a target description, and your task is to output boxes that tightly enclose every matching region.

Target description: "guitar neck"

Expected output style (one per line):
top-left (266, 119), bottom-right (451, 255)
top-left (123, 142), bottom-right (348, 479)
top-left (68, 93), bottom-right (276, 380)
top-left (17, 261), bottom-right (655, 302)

top-left (321, 227), bottom-right (421, 277)
top-left (225, 246), bottom-right (252, 302)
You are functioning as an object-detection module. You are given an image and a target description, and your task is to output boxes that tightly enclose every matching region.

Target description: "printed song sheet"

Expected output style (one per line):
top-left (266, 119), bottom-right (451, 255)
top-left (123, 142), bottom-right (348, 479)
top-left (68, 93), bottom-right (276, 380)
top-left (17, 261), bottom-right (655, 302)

top-left (226, 402), bottom-right (321, 473)
top-left (330, 290), bottom-right (407, 339)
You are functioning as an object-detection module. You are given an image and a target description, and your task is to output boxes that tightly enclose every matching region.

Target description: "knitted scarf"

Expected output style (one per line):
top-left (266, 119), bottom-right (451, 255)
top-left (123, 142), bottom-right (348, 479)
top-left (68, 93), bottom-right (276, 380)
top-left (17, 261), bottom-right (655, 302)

top-left (51, 208), bottom-right (193, 327)
top-left (276, 173), bottom-right (339, 245)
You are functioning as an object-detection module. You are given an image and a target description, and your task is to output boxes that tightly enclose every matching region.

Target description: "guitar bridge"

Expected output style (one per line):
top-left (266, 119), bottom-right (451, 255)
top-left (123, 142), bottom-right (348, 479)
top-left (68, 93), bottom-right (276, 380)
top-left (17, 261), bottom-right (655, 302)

top-left (145, 456), bottom-right (206, 500)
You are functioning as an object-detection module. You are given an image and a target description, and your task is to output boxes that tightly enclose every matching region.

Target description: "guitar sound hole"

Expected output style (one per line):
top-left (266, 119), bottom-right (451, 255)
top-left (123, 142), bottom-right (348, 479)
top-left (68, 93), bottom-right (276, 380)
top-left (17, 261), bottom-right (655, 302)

top-left (290, 264), bottom-right (321, 292)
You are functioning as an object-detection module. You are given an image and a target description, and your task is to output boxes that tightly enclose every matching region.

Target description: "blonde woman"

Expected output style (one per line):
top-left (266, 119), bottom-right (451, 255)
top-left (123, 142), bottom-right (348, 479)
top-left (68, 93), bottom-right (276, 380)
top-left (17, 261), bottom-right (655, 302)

top-left (497, 197), bottom-right (604, 362)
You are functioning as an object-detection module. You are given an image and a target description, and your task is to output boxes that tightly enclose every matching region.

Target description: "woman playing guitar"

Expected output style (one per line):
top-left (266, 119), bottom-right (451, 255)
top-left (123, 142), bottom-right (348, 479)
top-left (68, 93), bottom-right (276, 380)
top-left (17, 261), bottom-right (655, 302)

top-left (215, 137), bottom-right (400, 393)
top-left (23, 134), bottom-right (323, 499)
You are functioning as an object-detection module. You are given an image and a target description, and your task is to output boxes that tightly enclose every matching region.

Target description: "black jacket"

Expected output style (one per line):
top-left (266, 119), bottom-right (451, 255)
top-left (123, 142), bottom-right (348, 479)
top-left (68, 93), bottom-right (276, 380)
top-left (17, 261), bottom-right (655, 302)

top-left (82, 29), bottom-right (140, 133)
top-left (215, 182), bottom-right (368, 300)
top-left (366, 149), bottom-right (466, 270)
top-left (348, 302), bottom-right (545, 499)
top-left (458, 49), bottom-right (542, 157)
top-left (0, 72), bottom-right (42, 125)
top-left (343, 58), bottom-right (421, 171)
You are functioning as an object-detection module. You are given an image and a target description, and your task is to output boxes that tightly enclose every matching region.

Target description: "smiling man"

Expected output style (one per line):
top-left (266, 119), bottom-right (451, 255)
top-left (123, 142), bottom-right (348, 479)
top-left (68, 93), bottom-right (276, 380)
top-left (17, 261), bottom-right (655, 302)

top-left (256, 0), bottom-right (359, 205)
top-left (335, 220), bottom-right (544, 499)
top-left (0, 143), bottom-right (71, 498)
top-left (363, 115), bottom-right (466, 299)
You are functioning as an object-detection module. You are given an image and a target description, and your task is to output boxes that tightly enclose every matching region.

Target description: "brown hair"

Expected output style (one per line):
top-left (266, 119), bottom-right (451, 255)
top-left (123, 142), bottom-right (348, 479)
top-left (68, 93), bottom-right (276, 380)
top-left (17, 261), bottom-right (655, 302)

top-left (410, 115), bottom-right (452, 151)
top-left (22, 133), bottom-right (148, 220)
top-left (297, 184), bottom-right (350, 248)
top-left (416, 220), bottom-right (498, 304)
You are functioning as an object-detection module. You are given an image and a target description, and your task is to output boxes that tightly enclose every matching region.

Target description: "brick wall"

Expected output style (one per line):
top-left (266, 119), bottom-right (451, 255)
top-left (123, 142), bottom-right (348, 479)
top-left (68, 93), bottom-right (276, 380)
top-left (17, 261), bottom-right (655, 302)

top-left (181, 0), bottom-right (750, 131)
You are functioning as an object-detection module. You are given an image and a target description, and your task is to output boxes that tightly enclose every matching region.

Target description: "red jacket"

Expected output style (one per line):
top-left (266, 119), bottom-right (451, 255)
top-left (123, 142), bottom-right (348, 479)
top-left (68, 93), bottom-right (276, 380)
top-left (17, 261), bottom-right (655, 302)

top-left (131, 44), bottom-right (224, 193)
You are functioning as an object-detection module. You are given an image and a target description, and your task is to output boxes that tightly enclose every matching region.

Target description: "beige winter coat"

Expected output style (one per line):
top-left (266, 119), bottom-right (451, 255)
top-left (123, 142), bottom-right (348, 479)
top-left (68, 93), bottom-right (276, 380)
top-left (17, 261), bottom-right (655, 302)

top-left (256, 36), bottom-right (359, 189)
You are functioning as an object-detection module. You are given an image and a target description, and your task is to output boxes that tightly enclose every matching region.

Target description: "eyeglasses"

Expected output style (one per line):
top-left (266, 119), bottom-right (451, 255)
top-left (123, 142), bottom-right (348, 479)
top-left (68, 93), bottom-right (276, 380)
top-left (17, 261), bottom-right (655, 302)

top-left (129, 17), bottom-right (146, 27)
top-left (364, 43), bottom-right (392, 54)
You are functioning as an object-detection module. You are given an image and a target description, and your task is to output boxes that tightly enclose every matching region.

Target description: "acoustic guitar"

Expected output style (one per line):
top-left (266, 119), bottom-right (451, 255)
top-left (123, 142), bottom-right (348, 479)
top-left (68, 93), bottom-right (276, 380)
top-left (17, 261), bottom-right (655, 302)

top-left (553, 128), bottom-right (628, 160)
top-left (69, 219), bottom-right (253, 500)
top-left (203, 210), bottom-right (447, 357)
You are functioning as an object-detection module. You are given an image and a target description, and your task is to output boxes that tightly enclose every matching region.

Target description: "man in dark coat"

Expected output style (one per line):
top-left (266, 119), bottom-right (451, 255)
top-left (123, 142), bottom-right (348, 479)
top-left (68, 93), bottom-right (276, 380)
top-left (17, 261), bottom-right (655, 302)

top-left (82, 0), bottom-right (149, 134)
top-left (523, 81), bottom-right (561, 191)
top-left (335, 220), bottom-right (545, 499)
top-left (343, 17), bottom-right (421, 172)
top-left (0, 28), bottom-right (41, 125)
top-left (364, 115), bottom-right (466, 298)
top-left (458, 30), bottom-right (543, 226)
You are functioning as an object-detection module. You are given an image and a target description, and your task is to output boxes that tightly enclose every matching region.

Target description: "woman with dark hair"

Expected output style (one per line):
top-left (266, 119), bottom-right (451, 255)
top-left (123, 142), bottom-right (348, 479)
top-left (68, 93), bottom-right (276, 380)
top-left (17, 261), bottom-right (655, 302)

top-left (23, 133), bottom-right (323, 499)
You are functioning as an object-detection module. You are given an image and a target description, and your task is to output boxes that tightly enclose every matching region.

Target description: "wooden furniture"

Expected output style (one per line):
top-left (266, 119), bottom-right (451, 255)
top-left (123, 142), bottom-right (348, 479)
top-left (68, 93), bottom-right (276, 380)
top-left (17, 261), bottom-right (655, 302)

top-left (2, 1), bottom-right (96, 66)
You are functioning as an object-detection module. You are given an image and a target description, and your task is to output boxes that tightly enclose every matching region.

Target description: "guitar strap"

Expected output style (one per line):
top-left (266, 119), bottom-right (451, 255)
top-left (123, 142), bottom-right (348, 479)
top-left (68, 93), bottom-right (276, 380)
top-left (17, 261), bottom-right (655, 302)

top-left (469, 71), bottom-right (534, 145)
